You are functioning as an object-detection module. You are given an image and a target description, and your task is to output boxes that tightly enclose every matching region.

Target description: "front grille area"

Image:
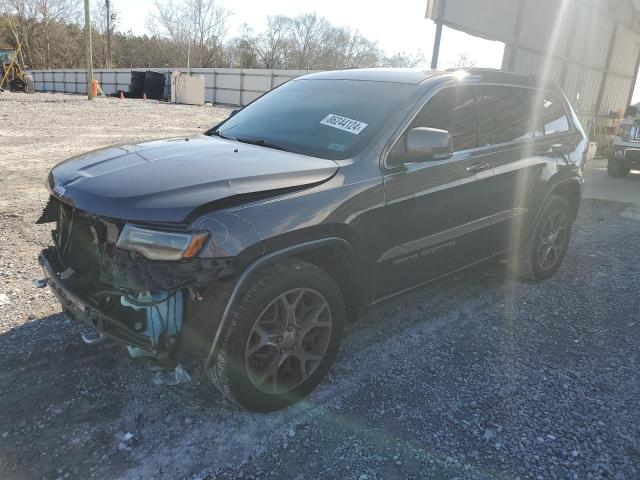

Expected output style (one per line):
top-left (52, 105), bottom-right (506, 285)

top-left (625, 149), bottom-right (640, 163)
top-left (52, 199), bottom-right (122, 289)
top-left (59, 208), bottom-right (103, 279)
top-left (44, 196), bottom-right (240, 294)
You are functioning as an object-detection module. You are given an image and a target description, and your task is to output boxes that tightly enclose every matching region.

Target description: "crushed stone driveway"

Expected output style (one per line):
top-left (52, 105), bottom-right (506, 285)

top-left (1, 200), bottom-right (639, 480)
top-left (0, 93), bottom-right (639, 480)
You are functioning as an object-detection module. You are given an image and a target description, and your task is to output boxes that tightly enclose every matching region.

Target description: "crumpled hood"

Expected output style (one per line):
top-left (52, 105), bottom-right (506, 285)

top-left (47, 135), bottom-right (339, 223)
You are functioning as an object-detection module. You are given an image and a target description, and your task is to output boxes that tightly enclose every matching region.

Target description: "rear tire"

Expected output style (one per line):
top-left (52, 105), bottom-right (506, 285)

top-left (515, 195), bottom-right (573, 282)
top-left (209, 258), bottom-right (345, 412)
top-left (607, 157), bottom-right (630, 177)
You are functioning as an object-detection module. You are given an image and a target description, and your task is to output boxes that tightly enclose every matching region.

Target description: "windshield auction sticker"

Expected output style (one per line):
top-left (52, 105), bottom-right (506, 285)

top-left (320, 114), bottom-right (368, 135)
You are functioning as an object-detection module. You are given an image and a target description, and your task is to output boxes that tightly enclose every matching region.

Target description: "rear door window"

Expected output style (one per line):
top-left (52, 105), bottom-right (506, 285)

top-left (476, 85), bottom-right (539, 146)
top-left (477, 86), bottom-right (571, 147)
top-left (408, 86), bottom-right (478, 152)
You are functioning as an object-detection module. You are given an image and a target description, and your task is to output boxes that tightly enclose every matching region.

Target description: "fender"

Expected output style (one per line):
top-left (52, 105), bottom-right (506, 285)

top-left (204, 237), bottom-right (355, 368)
top-left (535, 177), bottom-right (582, 226)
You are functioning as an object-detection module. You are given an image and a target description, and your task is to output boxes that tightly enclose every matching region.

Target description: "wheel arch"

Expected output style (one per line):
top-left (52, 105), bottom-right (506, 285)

top-left (550, 179), bottom-right (582, 221)
top-left (292, 243), bottom-right (361, 315)
top-left (521, 177), bottom-right (581, 248)
top-left (204, 237), bottom-right (358, 368)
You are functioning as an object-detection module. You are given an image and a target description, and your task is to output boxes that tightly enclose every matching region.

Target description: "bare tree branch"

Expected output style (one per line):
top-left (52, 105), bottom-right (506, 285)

top-left (148, 0), bottom-right (230, 67)
top-left (1, 5), bottom-right (425, 72)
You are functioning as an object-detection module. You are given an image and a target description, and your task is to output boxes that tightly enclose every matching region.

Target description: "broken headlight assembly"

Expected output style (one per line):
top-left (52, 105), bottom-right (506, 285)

top-left (116, 224), bottom-right (209, 261)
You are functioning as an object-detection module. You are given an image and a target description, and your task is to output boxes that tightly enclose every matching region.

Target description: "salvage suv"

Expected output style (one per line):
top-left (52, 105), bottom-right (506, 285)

top-left (38, 68), bottom-right (587, 411)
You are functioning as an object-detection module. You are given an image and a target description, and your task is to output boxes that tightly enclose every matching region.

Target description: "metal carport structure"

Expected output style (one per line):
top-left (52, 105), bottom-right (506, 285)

top-left (426, 0), bottom-right (640, 140)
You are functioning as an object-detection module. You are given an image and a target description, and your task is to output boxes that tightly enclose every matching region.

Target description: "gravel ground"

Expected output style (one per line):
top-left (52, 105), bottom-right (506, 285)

top-left (0, 92), bottom-right (639, 480)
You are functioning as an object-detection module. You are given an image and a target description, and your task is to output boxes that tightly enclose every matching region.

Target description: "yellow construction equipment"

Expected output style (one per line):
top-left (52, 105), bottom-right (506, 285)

top-left (0, 43), bottom-right (34, 93)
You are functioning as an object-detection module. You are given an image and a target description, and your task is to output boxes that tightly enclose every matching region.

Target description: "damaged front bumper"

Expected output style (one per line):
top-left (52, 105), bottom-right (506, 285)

top-left (37, 196), bottom-right (243, 360)
top-left (39, 250), bottom-right (155, 351)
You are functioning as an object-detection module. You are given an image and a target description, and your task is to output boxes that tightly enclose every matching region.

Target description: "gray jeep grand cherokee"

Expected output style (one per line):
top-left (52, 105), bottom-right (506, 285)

top-left (38, 68), bottom-right (587, 411)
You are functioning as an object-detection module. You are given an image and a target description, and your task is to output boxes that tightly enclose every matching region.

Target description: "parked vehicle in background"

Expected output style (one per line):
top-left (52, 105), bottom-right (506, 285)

top-left (609, 116), bottom-right (640, 177)
top-left (37, 68), bottom-right (587, 411)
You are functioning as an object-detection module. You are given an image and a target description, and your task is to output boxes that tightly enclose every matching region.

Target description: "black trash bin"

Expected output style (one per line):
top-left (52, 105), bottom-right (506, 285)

top-left (143, 71), bottom-right (166, 100)
top-left (129, 71), bottom-right (145, 98)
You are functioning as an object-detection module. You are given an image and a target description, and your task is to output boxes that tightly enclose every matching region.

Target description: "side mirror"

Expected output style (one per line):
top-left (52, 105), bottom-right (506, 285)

top-left (229, 108), bottom-right (242, 118)
top-left (405, 127), bottom-right (453, 161)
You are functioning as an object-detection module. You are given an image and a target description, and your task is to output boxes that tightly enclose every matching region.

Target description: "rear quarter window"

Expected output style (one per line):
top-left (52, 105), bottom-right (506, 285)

top-left (476, 85), bottom-right (571, 147)
top-left (537, 94), bottom-right (571, 135)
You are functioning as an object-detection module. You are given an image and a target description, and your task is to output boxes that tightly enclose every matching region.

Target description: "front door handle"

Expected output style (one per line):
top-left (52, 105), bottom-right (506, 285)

top-left (466, 161), bottom-right (491, 173)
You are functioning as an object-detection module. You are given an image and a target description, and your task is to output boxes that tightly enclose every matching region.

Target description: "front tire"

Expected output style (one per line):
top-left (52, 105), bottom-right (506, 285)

top-left (516, 195), bottom-right (573, 282)
top-left (209, 259), bottom-right (345, 412)
top-left (607, 157), bottom-right (630, 177)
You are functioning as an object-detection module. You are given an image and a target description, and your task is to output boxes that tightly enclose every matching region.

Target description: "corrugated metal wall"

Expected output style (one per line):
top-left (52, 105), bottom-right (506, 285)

top-left (29, 68), bottom-right (319, 106)
top-left (428, 0), bottom-right (640, 122)
top-left (435, 0), bottom-right (517, 42)
top-left (504, 0), bottom-right (619, 118)
top-left (511, 50), bottom-right (564, 84)
top-left (517, 0), bottom-right (571, 56)
top-left (564, 67), bottom-right (603, 114)
top-left (601, 25), bottom-right (640, 113)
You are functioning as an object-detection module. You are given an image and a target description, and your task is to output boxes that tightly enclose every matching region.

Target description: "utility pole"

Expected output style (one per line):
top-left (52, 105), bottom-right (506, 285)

top-left (106, 0), bottom-right (112, 68)
top-left (84, 0), bottom-right (94, 100)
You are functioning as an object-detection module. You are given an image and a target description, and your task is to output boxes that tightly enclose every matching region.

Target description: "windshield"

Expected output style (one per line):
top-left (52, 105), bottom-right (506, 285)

top-left (214, 79), bottom-right (415, 160)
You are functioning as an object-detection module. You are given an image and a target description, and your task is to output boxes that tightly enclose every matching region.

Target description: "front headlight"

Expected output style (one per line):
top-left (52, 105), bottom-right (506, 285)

top-left (116, 224), bottom-right (209, 260)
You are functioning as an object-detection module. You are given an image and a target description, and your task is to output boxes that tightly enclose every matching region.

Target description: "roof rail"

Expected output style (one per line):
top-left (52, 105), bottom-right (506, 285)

top-left (446, 67), bottom-right (535, 77)
top-left (444, 67), bottom-right (554, 85)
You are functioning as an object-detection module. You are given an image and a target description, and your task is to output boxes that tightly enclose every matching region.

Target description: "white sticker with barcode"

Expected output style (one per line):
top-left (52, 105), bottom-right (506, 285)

top-left (320, 114), bottom-right (368, 135)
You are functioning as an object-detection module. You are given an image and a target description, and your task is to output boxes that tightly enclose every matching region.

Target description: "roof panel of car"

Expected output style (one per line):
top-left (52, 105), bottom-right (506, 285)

top-left (297, 68), bottom-right (562, 92)
top-left (300, 68), bottom-right (446, 84)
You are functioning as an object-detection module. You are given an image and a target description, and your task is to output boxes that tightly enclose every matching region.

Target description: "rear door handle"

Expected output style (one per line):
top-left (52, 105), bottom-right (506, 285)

top-left (466, 161), bottom-right (491, 173)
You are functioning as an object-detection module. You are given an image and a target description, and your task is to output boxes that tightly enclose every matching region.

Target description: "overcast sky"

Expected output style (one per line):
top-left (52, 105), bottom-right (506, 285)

top-left (109, 0), bottom-right (505, 69)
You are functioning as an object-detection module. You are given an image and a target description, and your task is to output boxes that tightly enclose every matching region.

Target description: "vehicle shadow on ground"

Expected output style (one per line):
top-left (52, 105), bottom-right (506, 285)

top-left (344, 257), bottom-right (508, 344)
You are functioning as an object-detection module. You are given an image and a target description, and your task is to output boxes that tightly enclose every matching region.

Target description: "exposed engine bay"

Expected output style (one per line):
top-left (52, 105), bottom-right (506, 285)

top-left (37, 196), bottom-right (238, 358)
